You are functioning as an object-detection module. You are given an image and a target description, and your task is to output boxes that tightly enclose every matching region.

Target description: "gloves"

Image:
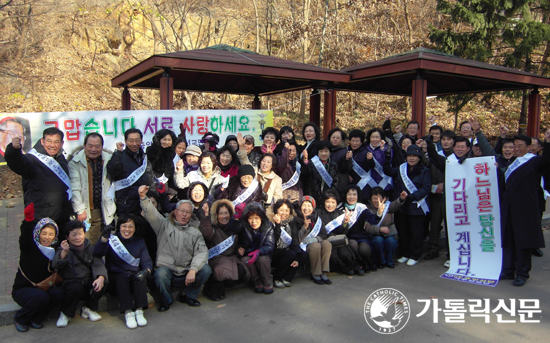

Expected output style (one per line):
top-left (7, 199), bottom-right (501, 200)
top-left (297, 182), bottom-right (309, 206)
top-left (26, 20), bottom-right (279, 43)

top-left (157, 182), bottom-right (166, 194)
top-left (304, 237), bottom-right (318, 245)
top-left (101, 225), bottom-right (114, 239)
top-left (24, 203), bottom-right (35, 222)
top-left (132, 270), bottom-right (150, 284)
top-left (246, 249), bottom-right (260, 265)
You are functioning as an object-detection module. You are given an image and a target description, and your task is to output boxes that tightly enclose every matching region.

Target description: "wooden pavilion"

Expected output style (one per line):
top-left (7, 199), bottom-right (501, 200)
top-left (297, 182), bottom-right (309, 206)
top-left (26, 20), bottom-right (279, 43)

top-left (112, 46), bottom-right (550, 137)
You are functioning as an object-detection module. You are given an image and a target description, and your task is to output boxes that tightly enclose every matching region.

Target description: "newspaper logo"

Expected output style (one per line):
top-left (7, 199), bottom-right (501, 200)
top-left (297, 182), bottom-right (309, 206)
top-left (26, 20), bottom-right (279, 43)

top-left (364, 288), bottom-right (410, 334)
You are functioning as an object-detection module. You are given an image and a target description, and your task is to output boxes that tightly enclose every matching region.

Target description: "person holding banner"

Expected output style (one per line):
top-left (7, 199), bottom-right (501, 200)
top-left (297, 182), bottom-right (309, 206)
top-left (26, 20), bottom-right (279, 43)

top-left (292, 196), bottom-right (332, 285)
top-left (93, 215), bottom-right (152, 329)
top-left (302, 140), bottom-right (339, 205)
top-left (383, 145), bottom-right (431, 266)
top-left (365, 187), bottom-right (407, 269)
top-left (237, 202), bottom-right (275, 294)
top-left (276, 141), bottom-right (303, 202)
top-left (68, 133), bottom-right (116, 245)
top-left (139, 186), bottom-right (211, 311)
top-left (5, 127), bottom-right (71, 238)
top-left (269, 199), bottom-right (303, 288)
top-left (199, 200), bottom-right (250, 301)
top-left (500, 132), bottom-right (550, 286)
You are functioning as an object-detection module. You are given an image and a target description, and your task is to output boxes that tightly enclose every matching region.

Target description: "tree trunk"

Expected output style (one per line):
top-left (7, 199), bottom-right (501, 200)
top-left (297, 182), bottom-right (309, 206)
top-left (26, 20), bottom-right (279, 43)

top-left (252, 0), bottom-right (260, 53)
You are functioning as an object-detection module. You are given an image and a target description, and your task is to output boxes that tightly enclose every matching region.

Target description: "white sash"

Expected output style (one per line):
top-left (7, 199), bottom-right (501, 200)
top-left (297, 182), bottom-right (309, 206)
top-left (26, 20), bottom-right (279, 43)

top-left (399, 163), bottom-right (429, 214)
top-left (279, 227), bottom-right (293, 246)
top-left (326, 202), bottom-right (369, 233)
top-left (28, 149), bottom-right (71, 200)
top-left (352, 158), bottom-right (371, 190)
top-left (447, 153), bottom-right (459, 162)
top-left (232, 179), bottom-right (259, 206)
top-left (173, 154), bottom-right (181, 171)
top-left (208, 235), bottom-right (235, 259)
top-left (282, 162), bottom-right (301, 190)
top-left (109, 236), bottom-right (140, 267)
top-left (37, 244), bottom-right (55, 261)
top-left (300, 217), bottom-right (322, 251)
top-left (107, 156), bottom-right (148, 199)
top-left (221, 175), bottom-right (230, 189)
top-left (371, 157), bottom-right (393, 189)
top-left (377, 200), bottom-right (391, 226)
top-left (311, 156), bottom-right (333, 187)
top-left (505, 153), bottom-right (535, 182)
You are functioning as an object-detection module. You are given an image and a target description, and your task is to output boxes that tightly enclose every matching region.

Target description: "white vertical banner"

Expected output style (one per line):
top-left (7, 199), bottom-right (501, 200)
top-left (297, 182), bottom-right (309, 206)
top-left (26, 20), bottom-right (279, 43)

top-left (441, 156), bottom-right (502, 287)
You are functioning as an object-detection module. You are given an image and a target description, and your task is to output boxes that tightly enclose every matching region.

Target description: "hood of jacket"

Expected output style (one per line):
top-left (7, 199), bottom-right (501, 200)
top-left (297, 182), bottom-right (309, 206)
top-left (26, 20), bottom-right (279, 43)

top-left (210, 199), bottom-right (235, 225)
top-left (242, 202), bottom-right (271, 233)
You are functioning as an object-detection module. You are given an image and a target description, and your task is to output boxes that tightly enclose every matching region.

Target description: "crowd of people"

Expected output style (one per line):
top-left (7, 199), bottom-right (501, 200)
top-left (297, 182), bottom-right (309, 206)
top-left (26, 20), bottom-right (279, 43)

top-left (5, 116), bottom-right (550, 332)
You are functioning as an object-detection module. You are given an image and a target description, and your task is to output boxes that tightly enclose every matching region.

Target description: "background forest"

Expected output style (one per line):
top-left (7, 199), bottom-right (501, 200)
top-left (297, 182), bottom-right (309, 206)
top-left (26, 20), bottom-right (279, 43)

top-left (1, 0), bottom-right (550, 141)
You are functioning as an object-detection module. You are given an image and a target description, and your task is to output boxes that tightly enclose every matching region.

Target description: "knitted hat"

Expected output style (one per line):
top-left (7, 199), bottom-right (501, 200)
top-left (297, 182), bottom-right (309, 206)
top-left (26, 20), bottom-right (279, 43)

top-left (237, 164), bottom-right (256, 178)
top-left (184, 145), bottom-right (202, 157)
top-left (301, 195), bottom-right (316, 209)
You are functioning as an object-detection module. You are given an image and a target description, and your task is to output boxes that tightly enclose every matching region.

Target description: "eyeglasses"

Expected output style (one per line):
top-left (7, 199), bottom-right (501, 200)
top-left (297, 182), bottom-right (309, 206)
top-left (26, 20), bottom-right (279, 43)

top-left (176, 208), bottom-right (192, 215)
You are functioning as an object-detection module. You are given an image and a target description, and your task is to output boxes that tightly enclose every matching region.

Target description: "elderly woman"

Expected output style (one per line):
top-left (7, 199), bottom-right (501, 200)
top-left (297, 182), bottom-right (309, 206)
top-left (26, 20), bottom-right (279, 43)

top-left (383, 145), bottom-right (431, 266)
top-left (175, 152), bottom-right (225, 197)
top-left (365, 187), bottom-right (406, 269)
top-left (276, 141), bottom-right (303, 202)
top-left (256, 153), bottom-right (283, 205)
top-left (219, 165), bottom-right (265, 217)
top-left (269, 199), bottom-right (302, 288)
top-left (238, 202), bottom-right (275, 294)
top-left (200, 200), bottom-right (250, 301)
top-left (93, 214), bottom-right (152, 329)
top-left (328, 128), bottom-right (350, 196)
top-left (342, 185), bottom-right (382, 272)
top-left (12, 204), bottom-right (64, 332)
top-left (364, 128), bottom-right (393, 197)
top-left (52, 220), bottom-right (108, 327)
top-left (291, 196), bottom-right (332, 285)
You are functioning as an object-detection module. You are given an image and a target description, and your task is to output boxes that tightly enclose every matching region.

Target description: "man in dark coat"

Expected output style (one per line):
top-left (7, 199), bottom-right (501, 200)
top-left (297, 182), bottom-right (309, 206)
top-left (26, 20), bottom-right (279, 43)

top-left (106, 128), bottom-right (153, 216)
top-left (500, 132), bottom-right (550, 286)
top-left (5, 127), bottom-right (71, 237)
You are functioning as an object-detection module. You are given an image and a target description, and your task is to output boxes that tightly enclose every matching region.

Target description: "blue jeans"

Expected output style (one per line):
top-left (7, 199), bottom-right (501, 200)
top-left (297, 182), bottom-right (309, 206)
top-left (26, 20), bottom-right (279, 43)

top-left (371, 235), bottom-right (398, 266)
top-left (154, 265), bottom-right (212, 306)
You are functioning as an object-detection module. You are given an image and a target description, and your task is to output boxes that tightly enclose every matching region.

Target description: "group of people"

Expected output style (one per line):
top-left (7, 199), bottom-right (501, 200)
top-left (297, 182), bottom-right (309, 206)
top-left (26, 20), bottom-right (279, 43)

top-left (5, 116), bottom-right (550, 333)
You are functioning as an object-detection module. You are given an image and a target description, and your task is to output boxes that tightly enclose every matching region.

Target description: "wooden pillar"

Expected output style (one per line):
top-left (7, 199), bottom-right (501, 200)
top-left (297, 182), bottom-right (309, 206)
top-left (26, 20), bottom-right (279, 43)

top-left (122, 86), bottom-right (131, 110)
top-left (252, 95), bottom-right (262, 109)
top-left (411, 73), bottom-right (427, 135)
top-left (309, 89), bottom-right (321, 126)
top-left (323, 89), bottom-right (336, 139)
top-left (527, 88), bottom-right (541, 137)
top-left (160, 68), bottom-right (174, 110)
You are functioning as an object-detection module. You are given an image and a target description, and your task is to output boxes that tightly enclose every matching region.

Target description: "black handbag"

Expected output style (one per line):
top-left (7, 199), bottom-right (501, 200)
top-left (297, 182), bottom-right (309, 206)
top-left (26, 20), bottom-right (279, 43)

top-left (327, 234), bottom-right (349, 247)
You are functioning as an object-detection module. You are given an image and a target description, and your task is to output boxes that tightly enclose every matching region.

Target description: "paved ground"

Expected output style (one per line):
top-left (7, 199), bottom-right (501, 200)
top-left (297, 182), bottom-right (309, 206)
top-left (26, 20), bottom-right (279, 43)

top-left (1, 198), bottom-right (550, 342)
